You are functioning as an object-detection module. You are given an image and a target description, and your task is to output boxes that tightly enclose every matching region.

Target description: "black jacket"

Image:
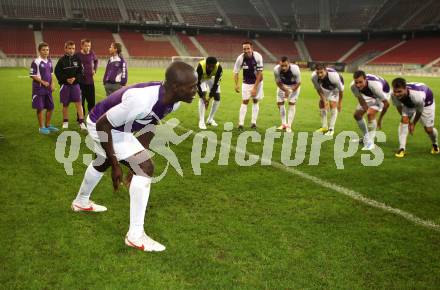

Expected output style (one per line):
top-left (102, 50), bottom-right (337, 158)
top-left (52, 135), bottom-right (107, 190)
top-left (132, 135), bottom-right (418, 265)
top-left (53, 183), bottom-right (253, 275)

top-left (54, 54), bottom-right (83, 85)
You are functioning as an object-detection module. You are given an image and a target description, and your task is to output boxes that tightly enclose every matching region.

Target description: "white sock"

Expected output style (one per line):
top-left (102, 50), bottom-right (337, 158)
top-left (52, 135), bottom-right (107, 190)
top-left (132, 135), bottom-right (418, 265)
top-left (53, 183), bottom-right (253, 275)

top-left (367, 120), bottom-right (377, 143)
top-left (75, 163), bottom-right (104, 205)
top-left (329, 107), bottom-right (338, 130)
top-left (428, 128), bottom-right (438, 145)
top-left (239, 103), bottom-right (247, 126)
top-left (207, 100), bottom-right (220, 123)
top-left (128, 175), bottom-right (152, 239)
top-left (320, 108), bottom-right (328, 129)
top-left (279, 105), bottom-right (286, 125)
top-left (356, 119), bottom-right (368, 139)
top-left (399, 123), bottom-right (409, 150)
top-left (251, 103), bottom-right (259, 124)
top-left (198, 98), bottom-right (205, 124)
top-left (288, 105), bottom-right (296, 127)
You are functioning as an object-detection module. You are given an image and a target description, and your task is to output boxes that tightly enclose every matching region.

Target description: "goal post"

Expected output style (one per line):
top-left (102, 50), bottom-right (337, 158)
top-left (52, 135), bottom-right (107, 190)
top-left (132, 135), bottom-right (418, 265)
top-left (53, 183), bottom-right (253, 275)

top-left (171, 56), bottom-right (205, 66)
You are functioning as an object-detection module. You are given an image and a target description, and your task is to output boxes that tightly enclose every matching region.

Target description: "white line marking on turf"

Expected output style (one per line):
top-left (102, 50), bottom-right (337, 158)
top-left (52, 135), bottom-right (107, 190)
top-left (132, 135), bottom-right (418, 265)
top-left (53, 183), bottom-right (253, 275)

top-left (179, 125), bottom-right (440, 232)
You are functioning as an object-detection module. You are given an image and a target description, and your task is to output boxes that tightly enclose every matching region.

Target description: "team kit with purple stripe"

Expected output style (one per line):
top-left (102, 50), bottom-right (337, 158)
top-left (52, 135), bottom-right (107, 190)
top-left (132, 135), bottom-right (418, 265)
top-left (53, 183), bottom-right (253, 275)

top-left (29, 40), bottom-right (438, 252)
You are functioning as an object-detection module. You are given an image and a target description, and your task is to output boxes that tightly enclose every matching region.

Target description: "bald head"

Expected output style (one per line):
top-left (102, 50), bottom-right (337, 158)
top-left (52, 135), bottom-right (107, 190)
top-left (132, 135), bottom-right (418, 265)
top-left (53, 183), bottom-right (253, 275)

top-left (164, 61), bottom-right (198, 104)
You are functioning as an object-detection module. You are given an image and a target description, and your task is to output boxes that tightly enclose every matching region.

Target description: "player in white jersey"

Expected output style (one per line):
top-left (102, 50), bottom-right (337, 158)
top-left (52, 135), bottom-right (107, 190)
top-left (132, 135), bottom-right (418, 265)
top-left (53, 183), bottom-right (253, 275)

top-left (311, 64), bottom-right (344, 136)
top-left (233, 41), bottom-right (264, 130)
top-left (273, 56), bottom-right (301, 133)
top-left (71, 62), bottom-right (198, 252)
top-left (351, 70), bottom-right (391, 150)
top-left (391, 78), bottom-right (439, 157)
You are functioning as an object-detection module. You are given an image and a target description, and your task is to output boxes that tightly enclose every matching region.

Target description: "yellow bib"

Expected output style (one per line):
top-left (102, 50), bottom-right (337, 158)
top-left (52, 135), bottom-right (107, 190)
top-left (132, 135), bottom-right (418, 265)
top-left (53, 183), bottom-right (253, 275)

top-left (199, 59), bottom-right (219, 80)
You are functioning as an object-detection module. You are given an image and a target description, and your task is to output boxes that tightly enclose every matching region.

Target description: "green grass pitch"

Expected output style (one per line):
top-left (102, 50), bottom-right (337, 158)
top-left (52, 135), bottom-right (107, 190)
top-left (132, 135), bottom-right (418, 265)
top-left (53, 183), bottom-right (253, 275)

top-left (0, 66), bottom-right (439, 289)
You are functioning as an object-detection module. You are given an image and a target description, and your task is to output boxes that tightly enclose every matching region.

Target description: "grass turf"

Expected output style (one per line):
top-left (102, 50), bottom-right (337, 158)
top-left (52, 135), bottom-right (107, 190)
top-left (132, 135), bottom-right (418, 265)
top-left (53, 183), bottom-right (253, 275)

top-left (0, 67), bottom-right (439, 289)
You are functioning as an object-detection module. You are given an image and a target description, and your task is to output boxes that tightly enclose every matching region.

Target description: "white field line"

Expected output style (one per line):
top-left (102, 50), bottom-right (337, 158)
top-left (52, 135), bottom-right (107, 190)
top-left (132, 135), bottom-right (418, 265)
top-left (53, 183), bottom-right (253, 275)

top-left (179, 125), bottom-right (440, 232)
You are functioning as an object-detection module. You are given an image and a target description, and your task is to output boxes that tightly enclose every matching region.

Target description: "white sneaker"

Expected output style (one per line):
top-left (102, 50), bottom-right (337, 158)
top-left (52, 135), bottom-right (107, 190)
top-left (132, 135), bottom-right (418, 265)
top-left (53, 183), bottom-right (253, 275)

top-left (198, 122), bottom-right (207, 130)
top-left (361, 142), bottom-right (375, 151)
top-left (62, 122), bottom-right (69, 129)
top-left (286, 127), bottom-right (292, 133)
top-left (324, 129), bottom-right (334, 136)
top-left (207, 119), bottom-right (218, 127)
top-left (71, 200), bottom-right (107, 212)
top-left (125, 232), bottom-right (166, 252)
top-left (79, 122), bottom-right (87, 130)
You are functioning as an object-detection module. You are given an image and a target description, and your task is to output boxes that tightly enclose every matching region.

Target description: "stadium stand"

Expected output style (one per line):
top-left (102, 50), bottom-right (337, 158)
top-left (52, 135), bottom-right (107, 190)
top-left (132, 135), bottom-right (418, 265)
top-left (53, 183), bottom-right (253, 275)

top-left (195, 33), bottom-right (254, 60)
top-left (270, 0), bottom-right (296, 29)
top-left (176, 33), bottom-right (201, 56)
top-left (304, 35), bottom-right (359, 62)
top-left (41, 28), bottom-right (114, 56)
top-left (293, 0), bottom-right (320, 30)
top-left (369, 0), bottom-right (420, 30)
top-left (119, 31), bottom-right (177, 58)
top-left (217, 0), bottom-right (267, 29)
top-left (256, 36), bottom-right (300, 60)
top-left (71, 0), bottom-right (121, 22)
top-left (0, 25), bottom-right (35, 56)
top-left (404, 1), bottom-right (440, 29)
top-left (1, 0), bottom-right (65, 20)
top-left (124, 0), bottom-right (178, 23)
top-left (175, 0), bottom-right (220, 27)
top-left (370, 37), bottom-right (440, 65)
top-left (344, 37), bottom-right (402, 63)
top-left (330, 0), bottom-right (379, 30)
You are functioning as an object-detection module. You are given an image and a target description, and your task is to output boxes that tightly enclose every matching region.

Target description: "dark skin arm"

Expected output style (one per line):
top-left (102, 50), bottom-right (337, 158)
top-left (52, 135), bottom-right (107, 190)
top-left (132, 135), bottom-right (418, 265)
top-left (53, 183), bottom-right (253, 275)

top-left (210, 65), bottom-right (223, 97)
top-left (96, 115), bottom-right (122, 191)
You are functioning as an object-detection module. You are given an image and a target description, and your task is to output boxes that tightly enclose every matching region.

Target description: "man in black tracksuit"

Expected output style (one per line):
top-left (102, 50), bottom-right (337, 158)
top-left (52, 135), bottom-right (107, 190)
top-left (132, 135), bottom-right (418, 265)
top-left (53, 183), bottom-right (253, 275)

top-left (54, 40), bottom-right (85, 130)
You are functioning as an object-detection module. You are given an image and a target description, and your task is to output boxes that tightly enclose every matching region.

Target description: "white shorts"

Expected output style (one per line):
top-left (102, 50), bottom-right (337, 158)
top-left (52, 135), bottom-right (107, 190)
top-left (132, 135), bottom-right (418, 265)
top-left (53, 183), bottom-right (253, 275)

top-left (242, 82), bottom-right (264, 101)
top-left (200, 79), bottom-right (220, 93)
top-left (86, 116), bottom-right (145, 161)
top-left (322, 89), bottom-right (340, 102)
top-left (276, 86), bottom-right (300, 103)
top-left (402, 103), bottom-right (436, 127)
top-left (356, 93), bottom-right (390, 112)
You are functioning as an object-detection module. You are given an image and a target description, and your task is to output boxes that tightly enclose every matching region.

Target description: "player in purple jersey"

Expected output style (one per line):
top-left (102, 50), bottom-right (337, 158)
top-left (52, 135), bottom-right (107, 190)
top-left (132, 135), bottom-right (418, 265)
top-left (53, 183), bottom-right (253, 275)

top-left (391, 78), bottom-right (439, 157)
top-left (76, 39), bottom-right (98, 116)
top-left (351, 70), bottom-right (390, 150)
top-left (71, 62), bottom-right (197, 252)
top-left (54, 40), bottom-right (86, 130)
top-left (30, 42), bottom-right (59, 134)
top-left (234, 41), bottom-right (264, 130)
top-left (103, 42), bottom-right (127, 96)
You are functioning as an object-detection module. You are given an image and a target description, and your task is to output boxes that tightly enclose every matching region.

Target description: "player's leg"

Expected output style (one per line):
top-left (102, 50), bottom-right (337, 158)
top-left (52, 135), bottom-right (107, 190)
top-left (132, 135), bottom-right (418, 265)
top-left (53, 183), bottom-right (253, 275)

top-left (326, 100), bottom-right (338, 136)
top-left (317, 95), bottom-right (328, 133)
top-left (72, 154), bottom-right (110, 212)
top-left (198, 90), bottom-right (207, 129)
top-left (124, 150), bottom-right (165, 252)
top-left (238, 84), bottom-right (251, 129)
top-left (88, 84), bottom-right (96, 113)
top-left (207, 92), bottom-right (220, 126)
top-left (60, 85), bottom-right (70, 128)
top-left (80, 83), bottom-right (87, 116)
top-left (286, 88), bottom-right (299, 132)
top-left (45, 93), bottom-right (58, 132)
top-left (250, 82), bottom-right (263, 129)
top-left (396, 113), bottom-right (411, 157)
top-left (420, 104), bottom-right (438, 154)
top-left (276, 87), bottom-right (286, 129)
top-left (71, 84), bottom-right (86, 129)
top-left (353, 107), bottom-right (367, 143)
top-left (36, 109), bottom-right (48, 134)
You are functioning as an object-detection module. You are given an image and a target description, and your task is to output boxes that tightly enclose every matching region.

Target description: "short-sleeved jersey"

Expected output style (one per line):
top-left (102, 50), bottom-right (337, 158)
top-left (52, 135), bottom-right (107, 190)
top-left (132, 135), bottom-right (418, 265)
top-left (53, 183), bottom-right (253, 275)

top-left (391, 82), bottom-right (434, 112)
top-left (89, 82), bottom-right (180, 132)
top-left (233, 51), bottom-right (264, 85)
top-left (76, 51), bottom-right (98, 85)
top-left (311, 68), bottom-right (344, 92)
top-left (30, 57), bottom-right (53, 95)
top-left (351, 74), bottom-right (390, 101)
top-left (273, 63), bottom-right (301, 85)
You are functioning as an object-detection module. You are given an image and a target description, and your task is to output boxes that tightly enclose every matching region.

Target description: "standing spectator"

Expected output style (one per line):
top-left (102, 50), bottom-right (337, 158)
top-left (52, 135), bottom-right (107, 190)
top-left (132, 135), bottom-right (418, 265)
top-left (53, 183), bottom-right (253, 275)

top-left (76, 39), bottom-right (98, 116)
top-left (103, 42), bottom-right (127, 96)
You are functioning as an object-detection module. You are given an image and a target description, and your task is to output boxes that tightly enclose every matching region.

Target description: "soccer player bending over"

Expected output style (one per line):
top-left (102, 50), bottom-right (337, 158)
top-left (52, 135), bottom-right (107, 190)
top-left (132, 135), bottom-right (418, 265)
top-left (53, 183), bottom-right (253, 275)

top-left (30, 42), bottom-right (59, 134)
top-left (311, 64), bottom-right (344, 136)
top-left (391, 78), bottom-right (439, 157)
top-left (71, 62), bottom-right (198, 252)
top-left (234, 41), bottom-right (264, 130)
top-left (351, 70), bottom-right (390, 150)
top-left (54, 40), bottom-right (86, 130)
top-left (273, 56), bottom-right (301, 133)
top-left (196, 56), bottom-right (223, 129)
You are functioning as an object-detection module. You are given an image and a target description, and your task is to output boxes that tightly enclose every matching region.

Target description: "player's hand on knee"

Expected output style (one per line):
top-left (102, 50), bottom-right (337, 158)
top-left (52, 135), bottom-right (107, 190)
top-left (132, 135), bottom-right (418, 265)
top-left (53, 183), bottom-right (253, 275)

top-left (409, 123), bottom-right (415, 135)
top-left (124, 170), bottom-right (134, 188)
top-left (111, 164), bottom-right (123, 191)
top-left (234, 85), bottom-right (240, 93)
